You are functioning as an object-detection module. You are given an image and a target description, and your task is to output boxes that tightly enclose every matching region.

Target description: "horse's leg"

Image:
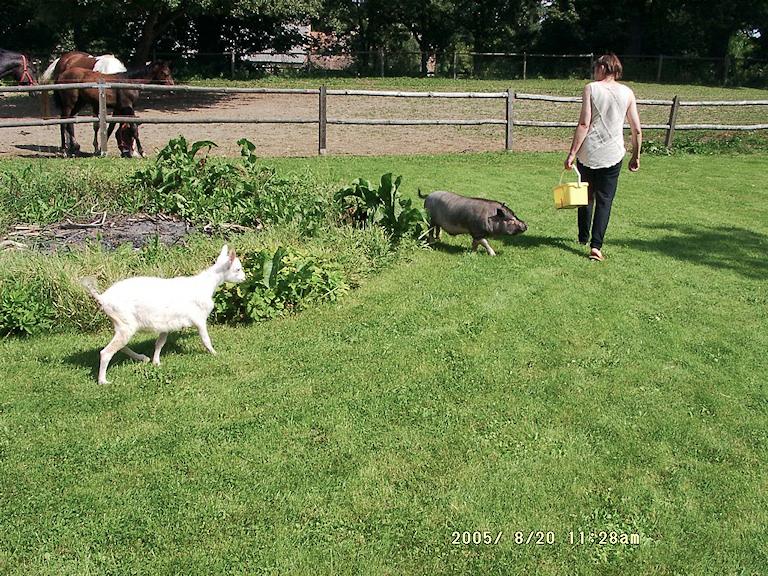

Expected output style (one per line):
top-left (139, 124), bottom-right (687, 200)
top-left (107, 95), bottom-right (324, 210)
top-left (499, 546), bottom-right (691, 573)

top-left (65, 100), bottom-right (83, 157)
top-left (67, 123), bottom-right (81, 157)
top-left (132, 122), bottom-right (144, 158)
top-left (92, 105), bottom-right (100, 156)
top-left (53, 91), bottom-right (66, 153)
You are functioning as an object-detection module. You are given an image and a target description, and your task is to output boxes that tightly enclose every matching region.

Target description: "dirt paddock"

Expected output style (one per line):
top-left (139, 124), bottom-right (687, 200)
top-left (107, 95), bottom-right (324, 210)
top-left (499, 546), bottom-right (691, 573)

top-left (0, 89), bottom-right (571, 158)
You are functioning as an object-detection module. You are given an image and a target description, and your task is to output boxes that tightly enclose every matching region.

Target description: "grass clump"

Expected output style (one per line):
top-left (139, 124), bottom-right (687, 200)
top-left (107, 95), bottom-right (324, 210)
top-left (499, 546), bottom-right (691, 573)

top-left (0, 161), bottom-right (135, 234)
top-left (643, 132), bottom-right (768, 156)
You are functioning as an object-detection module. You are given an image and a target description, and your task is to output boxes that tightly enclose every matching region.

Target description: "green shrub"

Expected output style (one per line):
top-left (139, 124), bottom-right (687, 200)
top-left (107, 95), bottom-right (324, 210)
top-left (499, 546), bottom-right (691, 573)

top-left (130, 136), bottom-right (331, 234)
top-left (0, 278), bottom-right (55, 337)
top-left (335, 172), bottom-right (428, 241)
top-left (213, 245), bottom-right (349, 323)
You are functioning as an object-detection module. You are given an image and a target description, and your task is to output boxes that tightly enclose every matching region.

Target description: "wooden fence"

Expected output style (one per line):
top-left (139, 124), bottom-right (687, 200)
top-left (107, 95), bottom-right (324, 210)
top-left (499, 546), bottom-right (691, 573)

top-left (2, 82), bottom-right (768, 156)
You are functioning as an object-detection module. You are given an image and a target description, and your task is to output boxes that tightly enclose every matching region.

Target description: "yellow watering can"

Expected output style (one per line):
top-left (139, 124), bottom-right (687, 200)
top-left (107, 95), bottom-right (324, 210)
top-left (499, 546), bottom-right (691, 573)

top-left (553, 166), bottom-right (589, 209)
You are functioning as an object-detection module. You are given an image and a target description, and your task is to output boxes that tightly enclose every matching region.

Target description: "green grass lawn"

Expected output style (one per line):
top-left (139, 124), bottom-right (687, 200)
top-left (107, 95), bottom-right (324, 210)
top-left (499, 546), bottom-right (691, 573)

top-left (1, 152), bottom-right (767, 574)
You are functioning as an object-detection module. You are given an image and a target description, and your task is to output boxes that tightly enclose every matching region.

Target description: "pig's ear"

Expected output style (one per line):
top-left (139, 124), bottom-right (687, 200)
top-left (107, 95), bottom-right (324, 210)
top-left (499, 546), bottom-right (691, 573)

top-left (496, 208), bottom-right (507, 219)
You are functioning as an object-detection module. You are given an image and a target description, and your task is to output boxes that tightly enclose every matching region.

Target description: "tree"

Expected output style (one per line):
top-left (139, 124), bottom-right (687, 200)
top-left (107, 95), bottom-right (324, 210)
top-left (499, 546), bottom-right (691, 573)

top-left (456, 0), bottom-right (541, 53)
top-left (388, 0), bottom-right (459, 75)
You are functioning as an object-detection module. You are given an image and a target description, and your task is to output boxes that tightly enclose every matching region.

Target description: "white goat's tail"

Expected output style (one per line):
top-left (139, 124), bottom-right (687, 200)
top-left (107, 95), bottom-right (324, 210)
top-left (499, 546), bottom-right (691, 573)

top-left (39, 58), bottom-right (59, 84)
top-left (80, 277), bottom-right (102, 301)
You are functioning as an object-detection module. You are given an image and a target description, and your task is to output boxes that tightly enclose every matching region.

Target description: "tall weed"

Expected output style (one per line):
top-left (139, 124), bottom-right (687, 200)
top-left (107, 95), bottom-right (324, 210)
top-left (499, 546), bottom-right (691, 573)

top-left (213, 245), bottom-right (349, 323)
top-left (335, 172), bottom-right (428, 241)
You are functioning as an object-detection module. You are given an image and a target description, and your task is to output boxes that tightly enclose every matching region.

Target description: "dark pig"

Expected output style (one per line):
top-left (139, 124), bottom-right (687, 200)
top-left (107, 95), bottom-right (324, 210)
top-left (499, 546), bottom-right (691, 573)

top-left (419, 190), bottom-right (527, 256)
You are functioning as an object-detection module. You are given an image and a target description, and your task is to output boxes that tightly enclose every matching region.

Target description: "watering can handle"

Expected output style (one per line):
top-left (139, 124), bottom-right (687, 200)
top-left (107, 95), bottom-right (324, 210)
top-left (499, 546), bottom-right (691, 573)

top-left (559, 165), bottom-right (582, 185)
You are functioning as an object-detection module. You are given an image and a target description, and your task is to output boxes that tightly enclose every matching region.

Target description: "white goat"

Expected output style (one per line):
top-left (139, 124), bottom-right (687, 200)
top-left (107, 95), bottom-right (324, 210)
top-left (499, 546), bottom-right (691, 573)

top-left (83, 245), bottom-right (246, 384)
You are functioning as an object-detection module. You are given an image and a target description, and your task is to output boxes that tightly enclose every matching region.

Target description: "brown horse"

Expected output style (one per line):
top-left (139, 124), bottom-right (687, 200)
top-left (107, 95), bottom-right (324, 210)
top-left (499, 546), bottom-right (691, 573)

top-left (41, 51), bottom-right (127, 82)
top-left (55, 61), bottom-right (173, 157)
top-left (40, 51), bottom-right (127, 118)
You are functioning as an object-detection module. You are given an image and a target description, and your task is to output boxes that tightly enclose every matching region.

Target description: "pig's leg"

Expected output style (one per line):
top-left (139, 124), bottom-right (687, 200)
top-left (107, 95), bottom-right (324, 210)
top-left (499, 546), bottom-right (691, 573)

top-left (474, 238), bottom-right (496, 256)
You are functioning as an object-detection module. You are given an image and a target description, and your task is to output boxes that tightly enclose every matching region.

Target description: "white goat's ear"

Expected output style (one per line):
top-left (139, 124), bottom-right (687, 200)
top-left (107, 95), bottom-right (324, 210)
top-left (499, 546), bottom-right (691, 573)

top-left (216, 244), bottom-right (229, 264)
top-left (228, 248), bottom-right (236, 263)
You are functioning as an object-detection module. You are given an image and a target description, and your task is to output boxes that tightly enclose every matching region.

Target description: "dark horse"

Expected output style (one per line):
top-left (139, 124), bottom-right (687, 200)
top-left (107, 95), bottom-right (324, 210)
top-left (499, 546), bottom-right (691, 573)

top-left (55, 62), bottom-right (173, 157)
top-left (0, 48), bottom-right (37, 85)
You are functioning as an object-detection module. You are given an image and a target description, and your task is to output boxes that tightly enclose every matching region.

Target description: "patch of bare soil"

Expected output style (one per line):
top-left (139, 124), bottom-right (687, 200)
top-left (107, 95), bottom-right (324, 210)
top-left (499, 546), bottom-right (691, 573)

top-left (1, 213), bottom-right (193, 253)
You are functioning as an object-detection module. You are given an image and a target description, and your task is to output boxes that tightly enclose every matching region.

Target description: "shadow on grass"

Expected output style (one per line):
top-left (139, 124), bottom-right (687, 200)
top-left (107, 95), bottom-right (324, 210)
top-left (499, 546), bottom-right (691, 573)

top-left (65, 334), bottom-right (190, 378)
top-left (615, 223), bottom-right (768, 280)
top-left (500, 234), bottom-right (584, 256)
top-left (430, 234), bottom-right (585, 257)
top-left (428, 241), bottom-right (466, 255)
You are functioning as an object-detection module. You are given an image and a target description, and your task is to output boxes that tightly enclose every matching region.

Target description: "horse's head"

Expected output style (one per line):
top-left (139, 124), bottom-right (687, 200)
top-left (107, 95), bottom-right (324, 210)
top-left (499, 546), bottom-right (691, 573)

top-left (116, 122), bottom-right (137, 157)
top-left (146, 61), bottom-right (174, 85)
top-left (17, 54), bottom-right (37, 86)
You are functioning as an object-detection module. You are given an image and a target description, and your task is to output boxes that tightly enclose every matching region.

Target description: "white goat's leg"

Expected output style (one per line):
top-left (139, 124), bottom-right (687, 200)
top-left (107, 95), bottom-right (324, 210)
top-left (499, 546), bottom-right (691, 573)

top-left (153, 332), bottom-right (168, 365)
top-left (98, 326), bottom-right (136, 384)
top-left (195, 322), bottom-right (217, 355)
top-left (122, 346), bottom-right (150, 363)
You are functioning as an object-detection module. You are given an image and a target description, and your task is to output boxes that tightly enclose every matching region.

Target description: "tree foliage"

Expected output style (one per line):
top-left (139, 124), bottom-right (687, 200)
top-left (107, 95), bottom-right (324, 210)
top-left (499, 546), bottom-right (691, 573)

top-left (5, 0), bottom-right (767, 68)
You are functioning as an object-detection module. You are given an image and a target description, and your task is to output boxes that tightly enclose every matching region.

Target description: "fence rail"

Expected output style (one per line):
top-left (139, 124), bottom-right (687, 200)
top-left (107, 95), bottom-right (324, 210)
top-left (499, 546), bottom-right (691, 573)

top-left (2, 82), bottom-right (767, 156)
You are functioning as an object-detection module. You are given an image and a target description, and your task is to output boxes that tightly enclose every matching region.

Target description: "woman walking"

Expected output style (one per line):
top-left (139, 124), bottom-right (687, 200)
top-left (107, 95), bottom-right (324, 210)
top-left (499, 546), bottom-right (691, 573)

top-left (565, 53), bottom-right (642, 261)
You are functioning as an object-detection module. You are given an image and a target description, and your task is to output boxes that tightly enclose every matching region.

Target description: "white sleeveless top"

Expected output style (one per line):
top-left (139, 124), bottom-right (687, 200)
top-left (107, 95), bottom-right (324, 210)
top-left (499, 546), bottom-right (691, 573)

top-left (577, 81), bottom-right (633, 169)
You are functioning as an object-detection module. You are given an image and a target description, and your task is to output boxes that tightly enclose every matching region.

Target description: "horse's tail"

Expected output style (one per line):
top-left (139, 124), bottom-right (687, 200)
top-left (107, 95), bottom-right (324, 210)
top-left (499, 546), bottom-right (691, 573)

top-left (38, 59), bottom-right (59, 119)
top-left (39, 59), bottom-right (58, 84)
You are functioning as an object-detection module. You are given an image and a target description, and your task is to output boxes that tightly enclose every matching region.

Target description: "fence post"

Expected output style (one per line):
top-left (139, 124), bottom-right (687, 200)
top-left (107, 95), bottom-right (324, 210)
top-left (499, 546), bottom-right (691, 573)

top-left (318, 84), bottom-right (327, 155)
top-left (505, 88), bottom-right (514, 152)
top-left (230, 51), bottom-right (236, 78)
top-left (665, 95), bottom-right (680, 147)
top-left (98, 79), bottom-right (108, 156)
top-left (522, 52), bottom-right (527, 80)
top-left (723, 55), bottom-right (729, 85)
top-left (657, 54), bottom-right (664, 83)
top-left (453, 52), bottom-right (458, 80)
top-left (379, 48), bottom-right (385, 78)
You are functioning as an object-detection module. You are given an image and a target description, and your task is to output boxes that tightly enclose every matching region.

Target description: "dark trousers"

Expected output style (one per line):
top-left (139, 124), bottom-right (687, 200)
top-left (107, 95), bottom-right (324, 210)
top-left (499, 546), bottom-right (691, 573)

top-left (577, 160), bottom-right (622, 250)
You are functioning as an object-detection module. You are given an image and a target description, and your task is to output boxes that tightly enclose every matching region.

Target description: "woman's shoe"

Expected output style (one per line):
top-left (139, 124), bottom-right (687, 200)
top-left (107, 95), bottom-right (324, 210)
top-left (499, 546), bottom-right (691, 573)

top-left (589, 248), bottom-right (605, 261)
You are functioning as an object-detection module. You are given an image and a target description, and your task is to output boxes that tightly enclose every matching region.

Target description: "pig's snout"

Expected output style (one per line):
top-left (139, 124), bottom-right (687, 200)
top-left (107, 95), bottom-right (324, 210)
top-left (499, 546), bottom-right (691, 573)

top-left (509, 219), bottom-right (527, 234)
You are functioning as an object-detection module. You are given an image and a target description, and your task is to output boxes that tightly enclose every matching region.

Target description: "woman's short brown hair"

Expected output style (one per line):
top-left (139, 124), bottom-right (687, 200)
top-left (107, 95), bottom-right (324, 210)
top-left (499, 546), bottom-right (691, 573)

top-left (594, 53), bottom-right (623, 79)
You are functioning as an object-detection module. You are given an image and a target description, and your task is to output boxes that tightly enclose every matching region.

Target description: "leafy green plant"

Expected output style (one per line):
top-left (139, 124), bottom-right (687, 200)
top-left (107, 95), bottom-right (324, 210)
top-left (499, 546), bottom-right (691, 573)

top-left (335, 173), bottom-right (428, 241)
top-left (214, 245), bottom-right (349, 323)
top-left (0, 279), bottom-right (55, 337)
top-left (130, 136), bottom-right (330, 234)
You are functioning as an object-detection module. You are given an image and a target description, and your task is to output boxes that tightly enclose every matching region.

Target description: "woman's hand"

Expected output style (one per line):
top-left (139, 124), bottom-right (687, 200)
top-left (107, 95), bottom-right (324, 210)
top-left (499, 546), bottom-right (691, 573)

top-left (628, 157), bottom-right (640, 172)
top-left (564, 152), bottom-right (576, 170)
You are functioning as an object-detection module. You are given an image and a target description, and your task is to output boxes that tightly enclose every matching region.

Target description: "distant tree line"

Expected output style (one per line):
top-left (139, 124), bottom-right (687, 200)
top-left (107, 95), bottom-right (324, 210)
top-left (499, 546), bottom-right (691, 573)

top-left (3, 0), bottom-right (766, 71)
